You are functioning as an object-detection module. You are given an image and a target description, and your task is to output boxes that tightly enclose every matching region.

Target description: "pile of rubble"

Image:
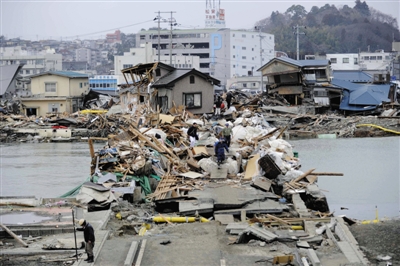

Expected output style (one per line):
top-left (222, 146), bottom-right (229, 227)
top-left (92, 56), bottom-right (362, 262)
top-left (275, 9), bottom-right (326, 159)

top-left (65, 98), bottom-right (377, 264)
top-left (1, 89), bottom-right (400, 143)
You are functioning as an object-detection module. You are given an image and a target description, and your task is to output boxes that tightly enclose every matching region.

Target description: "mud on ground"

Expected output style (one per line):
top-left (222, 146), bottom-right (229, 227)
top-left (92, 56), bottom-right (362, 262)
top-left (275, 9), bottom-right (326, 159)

top-left (349, 219), bottom-right (400, 265)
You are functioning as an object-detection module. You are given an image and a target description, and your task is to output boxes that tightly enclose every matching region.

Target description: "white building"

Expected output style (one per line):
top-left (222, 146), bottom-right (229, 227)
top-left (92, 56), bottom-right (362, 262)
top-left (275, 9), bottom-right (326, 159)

top-left (0, 46), bottom-right (62, 78)
top-left (114, 42), bottom-right (200, 84)
top-left (326, 50), bottom-right (393, 78)
top-left (136, 28), bottom-right (275, 89)
top-left (326, 53), bottom-right (359, 70)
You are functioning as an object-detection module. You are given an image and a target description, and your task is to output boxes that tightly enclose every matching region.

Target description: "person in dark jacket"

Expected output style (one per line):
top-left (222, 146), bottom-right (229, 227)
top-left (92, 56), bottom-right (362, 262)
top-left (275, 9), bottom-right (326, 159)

top-left (187, 122), bottom-right (199, 148)
top-left (226, 91), bottom-right (233, 109)
top-left (214, 96), bottom-right (222, 116)
top-left (214, 138), bottom-right (229, 168)
top-left (77, 219), bottom-right (95, 263)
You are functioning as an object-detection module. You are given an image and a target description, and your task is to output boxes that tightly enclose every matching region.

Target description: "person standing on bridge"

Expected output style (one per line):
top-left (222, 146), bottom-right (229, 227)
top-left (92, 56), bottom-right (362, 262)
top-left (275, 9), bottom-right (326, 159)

top-left (77, 219), bottom-right (95, 263)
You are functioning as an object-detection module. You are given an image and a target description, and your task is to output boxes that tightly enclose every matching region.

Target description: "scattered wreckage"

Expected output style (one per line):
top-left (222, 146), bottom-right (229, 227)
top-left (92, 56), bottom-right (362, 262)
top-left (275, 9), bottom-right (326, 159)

top-left (56, 98), bottom-right (376, 265)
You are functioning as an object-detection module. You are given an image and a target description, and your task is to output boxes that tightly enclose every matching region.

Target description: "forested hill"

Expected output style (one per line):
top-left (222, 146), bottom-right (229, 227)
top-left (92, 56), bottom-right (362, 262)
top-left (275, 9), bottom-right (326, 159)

top-left (256, 0), bottom-right (400, 58)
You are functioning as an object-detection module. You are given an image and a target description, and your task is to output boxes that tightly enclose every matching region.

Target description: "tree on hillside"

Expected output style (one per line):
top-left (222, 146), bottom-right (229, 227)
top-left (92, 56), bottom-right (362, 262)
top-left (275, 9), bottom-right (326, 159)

top-left (354, 0), bottom-right (371, 16)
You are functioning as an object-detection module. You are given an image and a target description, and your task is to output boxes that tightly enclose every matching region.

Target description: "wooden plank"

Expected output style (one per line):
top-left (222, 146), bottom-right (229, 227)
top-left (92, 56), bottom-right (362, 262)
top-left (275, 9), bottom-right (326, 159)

top-left (266, 214), bottom-right (290, 225)
top-left (308, 172), bottom-right (343, 176)
top-left (244, 154), bottom-right (260, 180)
top-left (0, 224), bottom-right (29, 247)
top-left (291, 168), bottom-right (316, 184)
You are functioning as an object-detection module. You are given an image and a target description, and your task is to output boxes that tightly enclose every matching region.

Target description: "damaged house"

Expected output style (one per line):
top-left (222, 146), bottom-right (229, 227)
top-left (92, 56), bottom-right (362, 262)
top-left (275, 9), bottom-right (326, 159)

top-left (329, 70), bottom-right (397, 115)
top-left (0, 64), bottom-right (25, 114)
top-left (21, 71), bottom-right (89, 116)
top-left (258, 57), bottom-right (331, 106)
top-left (119, 62), bottom-right (220, 114)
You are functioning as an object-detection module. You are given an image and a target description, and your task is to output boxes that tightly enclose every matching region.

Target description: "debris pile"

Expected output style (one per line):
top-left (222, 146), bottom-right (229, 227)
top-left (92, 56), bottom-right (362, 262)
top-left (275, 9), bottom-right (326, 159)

top-left (59, 96), bottom-right (377, 264)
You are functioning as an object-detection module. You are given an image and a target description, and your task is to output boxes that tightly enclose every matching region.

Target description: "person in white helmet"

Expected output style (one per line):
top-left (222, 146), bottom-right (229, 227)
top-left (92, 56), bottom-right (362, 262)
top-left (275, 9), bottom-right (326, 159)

top-left (76, 219), bottom-right (95, 263)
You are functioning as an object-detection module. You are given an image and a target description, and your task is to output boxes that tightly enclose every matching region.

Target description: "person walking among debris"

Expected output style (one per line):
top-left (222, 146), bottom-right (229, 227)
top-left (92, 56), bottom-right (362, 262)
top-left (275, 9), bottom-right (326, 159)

top-left (214, 96), bottom-right (222, 116)
top-left (222, 123), bottom-right (233, 147)
top-left (214, 138), bottom-right (229, 168)
top-left (226, 91), bottom-right (233, 109)
top-left (76, 219), bottom-right (95, 263)
top-left (187, 122), bottom-right (199, 148)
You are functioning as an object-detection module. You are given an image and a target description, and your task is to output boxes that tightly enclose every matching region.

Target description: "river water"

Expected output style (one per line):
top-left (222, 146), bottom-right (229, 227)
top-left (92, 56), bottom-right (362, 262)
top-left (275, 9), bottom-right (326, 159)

top-left (0, 138), bottom-right (399, 220)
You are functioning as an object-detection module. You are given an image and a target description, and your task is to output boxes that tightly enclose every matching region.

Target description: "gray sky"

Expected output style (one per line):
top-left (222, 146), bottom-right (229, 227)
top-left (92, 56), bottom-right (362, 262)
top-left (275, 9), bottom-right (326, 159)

top-left (1, 0), bottom-right (399, 41)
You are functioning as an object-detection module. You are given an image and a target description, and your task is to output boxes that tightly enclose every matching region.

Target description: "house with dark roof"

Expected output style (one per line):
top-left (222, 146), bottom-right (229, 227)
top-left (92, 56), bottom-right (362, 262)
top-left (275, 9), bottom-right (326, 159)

top-left (21, 71), bottom-right (89, 116)
top-left (120, 62), bottom-right (220, 114)
top-left (258, 57), bottom-right (331, 106)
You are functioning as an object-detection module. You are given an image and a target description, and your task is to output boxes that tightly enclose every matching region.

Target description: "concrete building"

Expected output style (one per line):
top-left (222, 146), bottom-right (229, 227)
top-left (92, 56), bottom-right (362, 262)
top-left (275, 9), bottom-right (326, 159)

top-left (114, 42), bottom-right (200, 84)
top-left (21, 71), bottom-right (89, 116)
top-left (136, 28), bottom-right (275, 90)
top-left (326, 53), bottom-right (359, 71)
top-left (89, 75), bottom-right (118, 95)
top-left (0, 46), bottom-right (62, 80)
top-left (326, 50), bottom-right (393, 80)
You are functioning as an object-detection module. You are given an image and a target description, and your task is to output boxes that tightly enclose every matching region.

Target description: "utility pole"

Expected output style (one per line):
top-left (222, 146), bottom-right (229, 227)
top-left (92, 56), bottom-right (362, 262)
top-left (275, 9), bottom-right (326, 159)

top-left (169, 11), bottom-right (176, 65)
top-left (255, 26), bottom-right (265, 92)
top-left (154, 11), bottom-right (176, 64)
top-left (293, 25), bottom-right (306, 60)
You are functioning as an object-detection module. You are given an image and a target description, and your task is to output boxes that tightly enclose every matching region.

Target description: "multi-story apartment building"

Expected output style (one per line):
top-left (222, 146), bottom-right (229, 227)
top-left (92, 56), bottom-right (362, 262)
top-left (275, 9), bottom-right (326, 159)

top-left (136, 28), bottom-right (275, 89)
top-left (326, 50), bottom-right (394, 80)
top-left (0, 46), bottom-right (62, 78)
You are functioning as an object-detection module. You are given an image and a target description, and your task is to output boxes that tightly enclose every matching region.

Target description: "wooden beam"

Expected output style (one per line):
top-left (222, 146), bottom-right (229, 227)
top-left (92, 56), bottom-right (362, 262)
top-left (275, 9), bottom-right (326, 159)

top-left (308, 172), bottom-right (343, 176)
top-left (0, 224), bottom-right (29, 247)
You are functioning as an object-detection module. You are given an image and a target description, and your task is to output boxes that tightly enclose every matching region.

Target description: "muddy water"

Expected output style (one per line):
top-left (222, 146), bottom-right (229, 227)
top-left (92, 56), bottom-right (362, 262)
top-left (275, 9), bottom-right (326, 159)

top-left (0, 142), bottom-right (104, 198)
top-left (291, 136), bottom-right (400, 221)
top-left (1, 138), bottom-right (399, 221)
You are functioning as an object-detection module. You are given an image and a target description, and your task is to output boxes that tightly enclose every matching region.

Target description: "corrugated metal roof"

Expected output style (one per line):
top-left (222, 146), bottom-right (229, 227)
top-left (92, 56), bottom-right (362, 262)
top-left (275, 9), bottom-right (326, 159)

top-left (333, 70), bottom-right (373, 83)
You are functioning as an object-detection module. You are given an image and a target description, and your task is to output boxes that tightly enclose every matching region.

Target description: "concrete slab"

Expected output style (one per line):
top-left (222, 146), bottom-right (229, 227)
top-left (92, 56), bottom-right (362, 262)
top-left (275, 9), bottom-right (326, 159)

top-left (179, 198), bottom-right (214, 216)
top-left (188, 184), bottom-right (277, 210)
top-left (214, 199), bottom-right (286, 216)
top-left (214, 214), bottom-right (234, 225)
top-left (292, 193), bottom-right (311, 218)
top-left (237, 226), bottom-right (278, 243)
top-left (210, 165), bottom-right (228, 180)
top-left (225, 222), bottom-right (249, 235)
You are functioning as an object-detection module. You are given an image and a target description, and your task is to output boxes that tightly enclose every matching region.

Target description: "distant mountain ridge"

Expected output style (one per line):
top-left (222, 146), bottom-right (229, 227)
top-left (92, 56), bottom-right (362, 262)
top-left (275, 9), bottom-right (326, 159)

top-left (255, 0), bottom-right (400, 58)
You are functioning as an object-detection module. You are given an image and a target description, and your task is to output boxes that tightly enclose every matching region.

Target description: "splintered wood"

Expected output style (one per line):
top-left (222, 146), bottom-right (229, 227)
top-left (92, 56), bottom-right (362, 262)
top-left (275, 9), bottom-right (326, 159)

top-left (150, 174), bottom-right (178, 200)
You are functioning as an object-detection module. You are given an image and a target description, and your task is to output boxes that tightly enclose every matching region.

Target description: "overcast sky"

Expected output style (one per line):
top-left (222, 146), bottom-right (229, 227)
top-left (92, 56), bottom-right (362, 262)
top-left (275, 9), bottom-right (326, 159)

top-left (1, 0), bottom-right (399, 41)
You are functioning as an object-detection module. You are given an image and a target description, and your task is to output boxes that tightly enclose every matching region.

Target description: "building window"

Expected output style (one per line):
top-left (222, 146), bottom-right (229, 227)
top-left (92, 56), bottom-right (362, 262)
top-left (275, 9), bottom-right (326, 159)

top-left (183, 92), bottom-right (202, 108)
top-left (80, 82), bottom-right (83, 88)
top-left (370, 56), bottom-right (377, 60)
top-left (233, 45), bottom-right (235, 49)
top-left (242, 47), bottom-right (246, 50)
top-left (45, 82), bottom-right (56, 92)
top-left (242, 65), bottom-right (247, 69)
top-left (233, 65), bottom-right (236, 68)
top-left (155, 68), bottom-right (161, 76)
top-left (190, 75), bottom-right (195, 84)
top-left (330, 58), bottom-right (337, 63)
top-left (242, 34), bottom-right (246, 38)
top-left (123, 64), bottom-right (133, 69)
top-left (233, 55), bottom-right (235, 58)
top-left (354, 58), bottom-right (358, 65)
top-left (242, 56), bottom-right (246, 59)
top-left (252, 48), bottom-right (254, 51)
top-left (233, 34), bottom-right (235, 37)
top-left (363, 56), bottom-right (370, 61)
top-left (243, 83), bottom-right (247, 88)
top-left (377, 56), bottom-right (382, 60)
top-left (343, 58), bottom-right (349, 63)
